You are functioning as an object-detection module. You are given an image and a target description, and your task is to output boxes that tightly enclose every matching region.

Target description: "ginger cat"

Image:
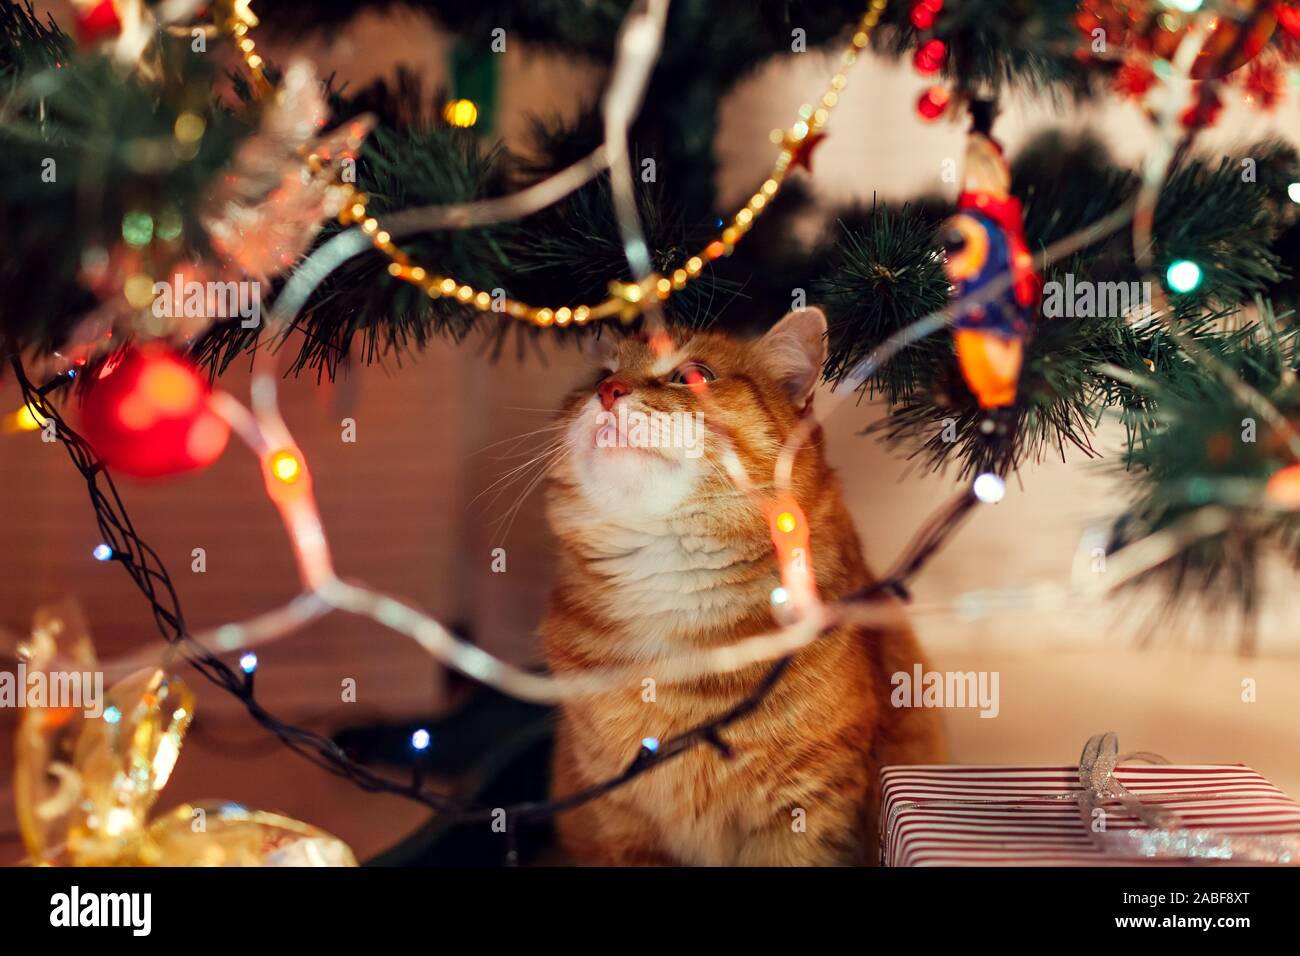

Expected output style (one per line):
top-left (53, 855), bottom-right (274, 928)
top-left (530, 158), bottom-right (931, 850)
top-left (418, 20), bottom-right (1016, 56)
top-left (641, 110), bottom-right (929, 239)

top-left (540, 307), bottom-right (944, 866)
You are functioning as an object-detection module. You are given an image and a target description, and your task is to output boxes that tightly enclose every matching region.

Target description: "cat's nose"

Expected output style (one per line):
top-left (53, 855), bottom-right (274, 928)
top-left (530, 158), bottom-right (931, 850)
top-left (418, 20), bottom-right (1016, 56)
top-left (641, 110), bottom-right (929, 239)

top-left (597, 378), bottom-right (632, 411)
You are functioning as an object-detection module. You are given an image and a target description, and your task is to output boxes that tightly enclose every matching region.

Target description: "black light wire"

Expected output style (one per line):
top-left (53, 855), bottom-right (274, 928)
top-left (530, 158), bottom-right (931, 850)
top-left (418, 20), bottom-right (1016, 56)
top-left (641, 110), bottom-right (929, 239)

top-left (11, 355), bottom-right (982, 839)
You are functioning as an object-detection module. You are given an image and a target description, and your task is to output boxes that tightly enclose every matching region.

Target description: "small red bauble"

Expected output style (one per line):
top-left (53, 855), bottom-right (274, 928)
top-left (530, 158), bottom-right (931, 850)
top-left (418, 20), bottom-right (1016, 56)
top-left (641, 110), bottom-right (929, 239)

top-left (73, 0), bottom-right (122, 46)
top-left (913, 39), bottom-right (947, 74)
top-left (80, 346), bottom-right (230, 478)
top-left (916, 85), bottom-right (951, 120)
top-left (1280, 5), bottom-right (1300, 40)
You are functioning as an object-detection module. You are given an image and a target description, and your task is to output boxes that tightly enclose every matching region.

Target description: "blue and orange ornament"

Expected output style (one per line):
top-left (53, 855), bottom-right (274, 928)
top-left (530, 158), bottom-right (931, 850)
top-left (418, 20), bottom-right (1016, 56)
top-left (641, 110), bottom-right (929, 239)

top-left (939, 105), bottom-right (1041, 409)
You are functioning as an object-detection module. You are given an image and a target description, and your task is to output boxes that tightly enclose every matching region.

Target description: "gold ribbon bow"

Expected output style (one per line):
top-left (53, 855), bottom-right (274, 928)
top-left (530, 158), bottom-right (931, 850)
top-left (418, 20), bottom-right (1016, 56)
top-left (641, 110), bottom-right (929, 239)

top-left (9, 600), bottom-right (356, 867)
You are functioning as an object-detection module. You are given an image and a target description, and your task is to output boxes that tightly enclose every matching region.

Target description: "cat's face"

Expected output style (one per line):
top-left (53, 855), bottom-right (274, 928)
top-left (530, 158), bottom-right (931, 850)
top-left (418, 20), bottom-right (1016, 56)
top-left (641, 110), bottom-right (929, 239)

top-left (552, 308), bottom-right (828, 521)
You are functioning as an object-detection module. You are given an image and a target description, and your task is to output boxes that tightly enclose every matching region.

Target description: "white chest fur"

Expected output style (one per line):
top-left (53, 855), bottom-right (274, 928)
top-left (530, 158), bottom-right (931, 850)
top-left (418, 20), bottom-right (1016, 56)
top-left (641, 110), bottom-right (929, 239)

top-left (579, 512), bottom-right (776, 657)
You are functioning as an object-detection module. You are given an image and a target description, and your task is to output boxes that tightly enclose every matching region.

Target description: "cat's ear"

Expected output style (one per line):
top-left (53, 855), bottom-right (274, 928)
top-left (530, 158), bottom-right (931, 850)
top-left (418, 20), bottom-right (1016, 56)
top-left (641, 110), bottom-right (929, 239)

top-left (581, 330), bottom-right (620, 370)
top-left (758, 307), bottom-right (827, 413)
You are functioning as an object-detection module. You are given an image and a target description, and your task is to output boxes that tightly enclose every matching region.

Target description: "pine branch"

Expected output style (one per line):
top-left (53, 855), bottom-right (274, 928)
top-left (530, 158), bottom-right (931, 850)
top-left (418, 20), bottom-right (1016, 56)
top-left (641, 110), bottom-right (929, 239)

top-left (195, 122), bottom-right (516, 378)
top-left (0, 8), bottom-right (248, 359)
top-left (0, 0), bottom-right (66, 84)
top-left (877, 0), bottom-right (1098, 97)
top-left (1111, 306), bottom-right (1300, 619)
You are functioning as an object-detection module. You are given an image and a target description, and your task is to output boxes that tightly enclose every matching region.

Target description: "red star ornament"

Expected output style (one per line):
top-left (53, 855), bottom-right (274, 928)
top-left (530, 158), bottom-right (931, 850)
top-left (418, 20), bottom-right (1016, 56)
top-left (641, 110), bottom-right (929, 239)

top-left (785, 129), bottom-right (828, 174)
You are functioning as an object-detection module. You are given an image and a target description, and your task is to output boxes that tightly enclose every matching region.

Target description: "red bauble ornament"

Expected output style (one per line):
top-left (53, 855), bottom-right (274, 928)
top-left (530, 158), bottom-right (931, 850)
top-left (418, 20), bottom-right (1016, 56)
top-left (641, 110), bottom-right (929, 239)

top-left (913, 39), bottom-right (947, 74)
top-left (80, 346), bottom-right (230, 478)
top-left (73, 0), bottom-right (122, 46)
top-left (1280, 6), bottom-right (1300, 40)
top-left (916, 85), bottom-right (951, 121)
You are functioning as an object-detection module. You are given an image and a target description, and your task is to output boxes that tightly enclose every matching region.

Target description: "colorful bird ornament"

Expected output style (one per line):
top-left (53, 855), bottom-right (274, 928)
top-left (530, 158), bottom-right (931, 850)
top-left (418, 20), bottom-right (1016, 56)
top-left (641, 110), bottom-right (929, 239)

top-left (939, 103), bottom-right (1041, 410)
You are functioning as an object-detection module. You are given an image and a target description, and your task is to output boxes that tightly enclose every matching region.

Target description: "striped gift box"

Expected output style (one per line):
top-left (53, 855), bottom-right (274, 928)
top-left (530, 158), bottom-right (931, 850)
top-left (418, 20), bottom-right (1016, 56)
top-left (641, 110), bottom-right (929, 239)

top-left (880, 764), bottom-right (1300, 866)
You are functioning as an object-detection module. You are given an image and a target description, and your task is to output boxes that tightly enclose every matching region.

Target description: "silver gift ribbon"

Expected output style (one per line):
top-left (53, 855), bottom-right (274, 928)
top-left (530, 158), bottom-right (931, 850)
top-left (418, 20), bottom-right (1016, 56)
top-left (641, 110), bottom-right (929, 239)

top-left (884, 732), bottom-right (1300, 865)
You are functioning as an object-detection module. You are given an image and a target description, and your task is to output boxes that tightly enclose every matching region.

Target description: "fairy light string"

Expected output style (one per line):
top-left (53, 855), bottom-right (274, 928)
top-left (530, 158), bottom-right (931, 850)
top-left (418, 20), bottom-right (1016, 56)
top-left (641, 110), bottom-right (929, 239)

top-left (10, 353), bottom-right (984, 838)
top-left (223, 0), bottom-right (270, 98)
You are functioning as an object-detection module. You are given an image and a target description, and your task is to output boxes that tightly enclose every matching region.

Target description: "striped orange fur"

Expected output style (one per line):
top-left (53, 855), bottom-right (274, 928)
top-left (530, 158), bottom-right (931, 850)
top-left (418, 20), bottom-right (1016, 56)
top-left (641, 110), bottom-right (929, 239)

top-left (541, 308), bottom-right (945, 865)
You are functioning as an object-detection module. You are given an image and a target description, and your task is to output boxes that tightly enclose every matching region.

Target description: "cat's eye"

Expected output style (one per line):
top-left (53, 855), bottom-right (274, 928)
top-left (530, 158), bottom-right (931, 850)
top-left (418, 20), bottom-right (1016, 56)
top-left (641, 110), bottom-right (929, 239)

top-left (668, 362), bottom-right (716, 386)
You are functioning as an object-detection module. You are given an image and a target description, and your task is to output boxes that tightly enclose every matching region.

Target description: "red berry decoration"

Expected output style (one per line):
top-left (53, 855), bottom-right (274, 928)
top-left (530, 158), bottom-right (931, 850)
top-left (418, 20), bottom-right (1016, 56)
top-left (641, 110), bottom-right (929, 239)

top-left (1243, 61), bottom-right (1284, 109)
top-left (79, 346), bottom-right (230, 478)
top-left (1180, 84), bottom-right (1224, 130)
top-left (913, 39), bottom-right (947, 74)
top-left (1113, 60), bottom-right (1156, 98)
top-left (916, 85), bottom-right (951, 120)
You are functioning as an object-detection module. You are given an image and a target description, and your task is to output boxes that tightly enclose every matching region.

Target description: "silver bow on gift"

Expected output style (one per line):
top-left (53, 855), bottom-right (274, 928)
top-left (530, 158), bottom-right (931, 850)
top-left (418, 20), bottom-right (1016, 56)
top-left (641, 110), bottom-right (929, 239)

top-left (1075, 732), bottom-right (1298, 864)
top-left (884, 732), bottom-right (1300, 865)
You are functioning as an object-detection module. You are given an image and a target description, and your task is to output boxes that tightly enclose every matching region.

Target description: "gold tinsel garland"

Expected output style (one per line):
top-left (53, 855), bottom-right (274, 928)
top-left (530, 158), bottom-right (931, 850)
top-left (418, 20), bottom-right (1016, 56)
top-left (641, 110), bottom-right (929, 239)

top-left (307, 0), bottom-right (891, 328)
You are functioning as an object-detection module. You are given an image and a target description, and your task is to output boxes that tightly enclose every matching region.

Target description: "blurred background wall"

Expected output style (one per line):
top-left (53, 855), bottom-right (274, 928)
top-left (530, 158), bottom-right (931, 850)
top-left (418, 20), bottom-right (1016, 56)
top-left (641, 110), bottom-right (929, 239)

top-left (2, 3), bottom-right (1299, 861)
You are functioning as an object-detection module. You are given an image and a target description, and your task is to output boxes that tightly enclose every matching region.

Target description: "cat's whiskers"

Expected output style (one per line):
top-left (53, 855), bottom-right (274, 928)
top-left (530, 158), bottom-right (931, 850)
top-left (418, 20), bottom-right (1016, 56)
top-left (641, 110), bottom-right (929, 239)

top-left (472, 422), bottom-right (569, 459)
top-left (470, 437), bottom-right (568, 510)
top-left (492, 445), bottom-right (566, 545)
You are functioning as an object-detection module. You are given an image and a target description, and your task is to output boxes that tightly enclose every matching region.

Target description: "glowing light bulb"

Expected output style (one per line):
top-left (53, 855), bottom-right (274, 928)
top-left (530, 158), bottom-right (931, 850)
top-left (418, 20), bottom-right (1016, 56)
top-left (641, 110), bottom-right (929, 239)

top-left (973, 473), bottom-right (1006, 504)
top-left (4, 404), bottom-right (46, 432)
top-left (775, 511), bottom-right (797, 534)
top-left (641, 736), bottom-right (660, 753)
top-left (1163, 0), bottom-right (1202, 11)
top-left (411, 728), bottom-right (432, 751)
top-left (269, 450), bottom-right (301, 483)
top-left (1289, 182), bottom-right (1300, 205)
top-left (1166, 259), bottom-right (1203, 294)
top-left (442, 99), bottom-right (478, 128)
top-left (104, 807), bottom-right (135, 837)
top-left (103, 705), bottom-right (122, 725)
top-left (770, 586), bottom-right (790, 606)
top-left (1267, 463), bottom-right (1300, 508)
top-left (92, 543), bottom-right (115, 561)
top-left (239, 652), bottom-right (258, 674)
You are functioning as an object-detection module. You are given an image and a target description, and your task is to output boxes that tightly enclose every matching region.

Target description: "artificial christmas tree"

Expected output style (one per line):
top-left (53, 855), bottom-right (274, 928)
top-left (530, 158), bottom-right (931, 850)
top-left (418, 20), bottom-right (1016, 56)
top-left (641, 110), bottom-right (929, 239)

top-left (3, 0), bottom-right (1300, 872)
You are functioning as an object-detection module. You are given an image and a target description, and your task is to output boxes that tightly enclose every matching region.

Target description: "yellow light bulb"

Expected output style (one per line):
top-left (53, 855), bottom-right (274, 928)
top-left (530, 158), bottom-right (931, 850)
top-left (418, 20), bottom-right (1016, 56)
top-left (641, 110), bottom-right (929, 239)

top-left (4, 404), bottom-right (46, 433)
top-left (776, 511), bottom-right (797, 534)
top-left (442, 99), bottom-right (479, 128)
top-left (270, 451), bottom-right (301, 484)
